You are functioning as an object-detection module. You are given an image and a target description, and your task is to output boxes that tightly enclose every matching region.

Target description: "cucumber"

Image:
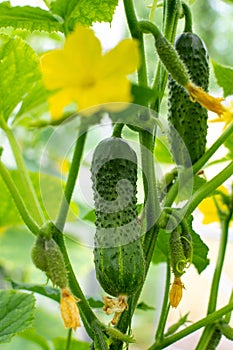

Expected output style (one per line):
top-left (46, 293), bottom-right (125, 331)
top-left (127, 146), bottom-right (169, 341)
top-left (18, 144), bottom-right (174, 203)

top-left (31, 235), bottom-right (68, 289)
top-left (169, 228), bottom-right (187, 277)
top-left (168, 32), bottom-right (209, 166)
top-left (91, 137), bottom-right (145, 297)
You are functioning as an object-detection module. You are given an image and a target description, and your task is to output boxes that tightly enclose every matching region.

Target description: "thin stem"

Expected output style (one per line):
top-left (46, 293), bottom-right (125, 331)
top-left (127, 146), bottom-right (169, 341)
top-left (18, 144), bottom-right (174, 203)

top-left (112, 123), bottom-right (124, 138)
top-left (53, 228), bottom-right (98, 339)
top-left (65, 329), bottom-right (72, 350)
top-left (184, 161), bottom-right (233, 217)
top-left (148, 303), bottom-right (233, 350)
top-left (123, 0), bottom-right (148, 85)
top-left (0, 115), bottom-right (45, 225)
top-left (0, 161), bottom-right (40, 235)
top-left (155, 262), bottom-right (171, 342)
top-left (55, 121), bottom-right (87, 231)
top-left (181, 2), bottom-right (192, 32)
top-left (208, 218), bottom-right (230, 314)
top-left (224, 289), bottom-right (233, 324)
top-left (196, 216), bottom-right (231, 349)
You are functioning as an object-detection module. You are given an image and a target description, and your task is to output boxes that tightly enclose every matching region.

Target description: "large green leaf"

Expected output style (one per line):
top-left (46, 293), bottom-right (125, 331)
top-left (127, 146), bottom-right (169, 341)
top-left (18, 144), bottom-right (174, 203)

top-left (0, 2), bottom-right (62, 32)
top-left (52, 0), bottom-right (118, 28)
top-left (0, 170), bottom-right (78, 227)
top-left (0, 290), bottom-right (35, 343)
top-left (0, 35), bottom-right (41, 121)
top-left (212, 60), bottom-right (233, 97)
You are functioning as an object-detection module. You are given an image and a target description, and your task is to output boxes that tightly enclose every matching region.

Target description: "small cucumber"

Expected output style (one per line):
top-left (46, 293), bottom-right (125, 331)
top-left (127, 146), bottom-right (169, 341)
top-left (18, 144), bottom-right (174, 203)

top-left (168, 32), bottom-right (209, 166)
top-left (31, 235), bottom-right (68, 289)
top-left (91, 137), bottom-right (145, 297)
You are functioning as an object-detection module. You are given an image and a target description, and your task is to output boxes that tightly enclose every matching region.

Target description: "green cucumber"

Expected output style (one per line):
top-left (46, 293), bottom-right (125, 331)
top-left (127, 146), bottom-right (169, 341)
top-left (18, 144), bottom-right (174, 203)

top-left (31, 235), bottom-right (68, 289)
top-left (168, 32), bottom-right (209, 166)
top-left (169, 227), bottom-right (187, 277)
top-left (91, 137), bottom-right (145, 297)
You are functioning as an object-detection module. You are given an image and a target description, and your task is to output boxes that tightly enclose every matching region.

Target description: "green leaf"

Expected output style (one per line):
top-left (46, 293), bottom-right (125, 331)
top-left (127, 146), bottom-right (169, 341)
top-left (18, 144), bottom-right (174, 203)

top-left (136, 302), bottom-right (155, 311)
top-left (0, 2), bottom-right (62, 32)
top-left (131, 84), bottom-right (155, 107)
top-left (19, 329), bottom-right (50, 350)
top-left (53, 337), bottom-right (90, 350)
top-left (11, 282), bottom-right (60, 302)
top-left (152, 217), bottom-right (209, 274)
top-left (57, 0), bottom-right (119, 29)
top-left (51, 0), bottom-right (80, 19)
top-left (0, 290), bottom-right (35, 343)
top-left (187, 216), bottom-right (209, 274)
top-left (152, 229), bottom-right (170, 265)
top-left (154, 136), bottom-right (173, 164)
top-left (15, 81), bottom-right (49, 121)
top-left (0, 170), bottom-right (78, 228)
top-left (0, 35), bottom-right (41, 121)
top-left (212, 60), bottom-right (233, 97)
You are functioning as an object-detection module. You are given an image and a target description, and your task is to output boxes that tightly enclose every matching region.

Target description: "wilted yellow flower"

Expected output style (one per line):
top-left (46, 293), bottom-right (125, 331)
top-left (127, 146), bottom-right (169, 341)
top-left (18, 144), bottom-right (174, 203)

top-left (198, 186), bottom-right (229, 224)
top-left (60, 288), bottom-right (81, 331)
top-left (186, 82), bottom-right (226, 116)
top-left (169, 276), bottom-right (184, 308)
top-left (102, 295), bottom-right (128, 325)
top-left (40, 25), bottom-right (140, 119)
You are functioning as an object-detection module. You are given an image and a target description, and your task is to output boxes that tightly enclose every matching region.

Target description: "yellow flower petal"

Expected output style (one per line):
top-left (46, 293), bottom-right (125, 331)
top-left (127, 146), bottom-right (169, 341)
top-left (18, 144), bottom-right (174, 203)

top-left (198, 185), bottom-right (229, 224)
top-left (98, 39), bottom-right (140, 78)
top-left (186, 82), bottom-right (226, 116)
top-left (40, 25), bottom-right (140, 119)
top-left (210, 105), bottom-right (233, 129)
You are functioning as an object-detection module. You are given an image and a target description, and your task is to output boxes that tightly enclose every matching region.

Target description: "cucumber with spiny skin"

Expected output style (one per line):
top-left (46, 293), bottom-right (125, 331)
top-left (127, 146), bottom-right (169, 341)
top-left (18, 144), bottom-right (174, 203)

top-left (169, 227), bottom-right (187, 277)
top-left (91, 137), bottom-right (145, 297)
top-left (168, 32), bottom-right (209, 166)
top-left (31, 235), bottom-right (68, 289)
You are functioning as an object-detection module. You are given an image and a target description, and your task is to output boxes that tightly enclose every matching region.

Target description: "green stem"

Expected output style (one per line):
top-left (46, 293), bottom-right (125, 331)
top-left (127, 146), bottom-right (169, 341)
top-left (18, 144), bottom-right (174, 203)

top-left (155, 262), bottom-right (171, 342)
top-left (55, 121), bottom-right (87, 231)
top-left (53, 229), bottom-right (99, 340)
top-left (148, 303), bottom-right (233, 350)
top-left (0, 115), bottom-right (45, 225)
top-left (164, 121), bottom-right (233, 207)
top-left (123, 0), bottom-right (148, 85)
top-left (196, 216), bottom-right (231, 349)
top-left (224, 289), bottom-right (233, 324)
top-left (0, 161), bottom-right (40, 235)
top-left (184, 161), bottom-right (233, 217)
top-left (208, 219), bottom-right (230, 314)
top-left (181, 1), bottom-right (192, 32)
top-left (152, 0), bottom-right (180, 111)
top-left (112, 123), bottom-right (124, 138)
top-left (65, 329), bottom-right (72, 350)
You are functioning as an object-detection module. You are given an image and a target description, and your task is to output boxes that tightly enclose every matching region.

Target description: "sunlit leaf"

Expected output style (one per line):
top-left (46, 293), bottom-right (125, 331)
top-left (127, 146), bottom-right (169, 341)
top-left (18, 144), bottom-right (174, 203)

top-left (0, 35), bottom-right (41, 121)
top-left (212, 60), bottom-right (233, 97)
top-left (11, 282), bottom-right (60, 302)
top-left (0, 2), bottom-right (62, 32)
top-left (52, 0), bottom-right (118, 28)
top-left (0, 290), bottom-right (35, 343)
top-left (0, 170), bottom-right (78, 228)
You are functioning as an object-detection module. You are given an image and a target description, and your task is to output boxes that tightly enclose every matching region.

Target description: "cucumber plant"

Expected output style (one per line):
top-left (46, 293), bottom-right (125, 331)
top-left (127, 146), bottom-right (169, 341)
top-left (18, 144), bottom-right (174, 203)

top-left (0, 1), bottom-right (232, 350)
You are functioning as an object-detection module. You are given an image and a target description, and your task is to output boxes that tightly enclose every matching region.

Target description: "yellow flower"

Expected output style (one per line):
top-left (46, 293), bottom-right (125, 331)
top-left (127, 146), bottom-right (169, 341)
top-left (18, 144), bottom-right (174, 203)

top-left (210, 102), bottom-right (233, 129)
top-left (186, 82), bottom-right (226, 116)
top-left (40, 25), bottom-right (140, 119)
top-left (60, 288), bottom-right (81, 331)
top-left (198, 185), bottom-right (229, 224)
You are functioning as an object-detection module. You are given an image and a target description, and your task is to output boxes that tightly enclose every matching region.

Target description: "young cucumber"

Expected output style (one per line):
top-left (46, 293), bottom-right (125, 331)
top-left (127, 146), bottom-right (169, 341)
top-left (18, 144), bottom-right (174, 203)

top-left (91, 137), bottom-right (145, 297)
top-left (168, 32), bottom-right (209, 166)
